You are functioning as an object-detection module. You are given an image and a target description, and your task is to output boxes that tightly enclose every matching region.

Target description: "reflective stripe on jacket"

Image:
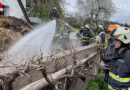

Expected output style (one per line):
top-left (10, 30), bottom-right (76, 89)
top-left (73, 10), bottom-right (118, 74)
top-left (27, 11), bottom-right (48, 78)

top-left (108, 48), bottom-right (130, 89)
top-left (80, 31), bottom-right (93, 42)
top-left (108, 84), bottom-right (130, 90)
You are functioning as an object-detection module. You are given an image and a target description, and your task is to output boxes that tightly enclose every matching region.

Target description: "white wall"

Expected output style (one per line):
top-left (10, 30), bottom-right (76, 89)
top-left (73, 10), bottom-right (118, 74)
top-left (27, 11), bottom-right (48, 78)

top-left (0, 0), bottom-right (26, 19)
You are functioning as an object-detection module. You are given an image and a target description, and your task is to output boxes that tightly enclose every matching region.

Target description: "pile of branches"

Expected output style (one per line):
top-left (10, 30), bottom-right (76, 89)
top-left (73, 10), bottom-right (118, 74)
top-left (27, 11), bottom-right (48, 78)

top-left (0, 47), bottom-right (99, 90)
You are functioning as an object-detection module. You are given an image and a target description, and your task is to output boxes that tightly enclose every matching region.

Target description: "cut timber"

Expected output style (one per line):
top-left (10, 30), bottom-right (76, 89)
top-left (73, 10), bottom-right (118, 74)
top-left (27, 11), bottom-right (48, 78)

top-left (20, 52), bottom-right (97, 90)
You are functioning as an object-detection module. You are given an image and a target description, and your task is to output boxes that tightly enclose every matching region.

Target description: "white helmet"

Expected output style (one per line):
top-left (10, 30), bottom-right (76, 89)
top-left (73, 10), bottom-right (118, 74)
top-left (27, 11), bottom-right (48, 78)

top-left (80, 26), bottom-right (84, 29)
top-left (98, 25), bottom-right (104, 30)
top-left (53, 7), bottom-right (57, 10)
top-left (84, 25), bottom-right (89, 29)
top-left (65, 23), bottom-right (69, 27)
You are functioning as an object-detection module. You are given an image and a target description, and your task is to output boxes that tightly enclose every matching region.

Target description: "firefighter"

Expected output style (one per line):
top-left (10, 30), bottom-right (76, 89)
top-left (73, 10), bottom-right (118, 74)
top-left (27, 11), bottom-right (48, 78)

top-left (96, 25), bottom-right (106, 44)
top-left (107, 26), bottom-right (130, 90)
top-left (60, 23), bottom-right (71, 38)
top-left (50, 7), bottom-right (60, 20)
top-left (80, 25), bottom-right (93, 46)
top-left (77, 26), bottom-right (84, 38)
top-left (0, 2), bottom-right (4, 15)
top-left (100, 24), bottom-right (118, 83)
top-left (60, 23), bottom-right (71, 49)
top-left (50, 7), bottom-right (60, 32)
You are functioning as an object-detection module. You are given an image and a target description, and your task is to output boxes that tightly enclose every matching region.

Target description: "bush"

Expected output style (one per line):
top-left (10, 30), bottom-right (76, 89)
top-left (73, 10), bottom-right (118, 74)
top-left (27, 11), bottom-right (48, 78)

top-left (32, 4), bottom-right (49, 21)
top-left (86, 78), bottom-right (107, 90)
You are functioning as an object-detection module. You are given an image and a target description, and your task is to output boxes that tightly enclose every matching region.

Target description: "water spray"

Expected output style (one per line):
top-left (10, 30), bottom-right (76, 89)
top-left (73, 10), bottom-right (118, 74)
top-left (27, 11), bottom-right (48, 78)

top-left (3, 20), bottom-right (56, 65)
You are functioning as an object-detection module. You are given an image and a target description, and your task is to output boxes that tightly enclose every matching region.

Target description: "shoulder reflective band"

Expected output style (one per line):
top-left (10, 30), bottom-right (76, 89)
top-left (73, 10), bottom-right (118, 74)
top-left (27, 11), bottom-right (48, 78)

top-left (108, 84), bottom-right (115, 90)
top-left (82, 40), bottom-right (89, 42)
top-left (108, 84), bottom-right (130, 90)
top-left (82, 36), bottom-right (89, 39)
top-left (109, 72), bottom-right (130, 83)
top-left (90, 38), bottom-right (94, 40)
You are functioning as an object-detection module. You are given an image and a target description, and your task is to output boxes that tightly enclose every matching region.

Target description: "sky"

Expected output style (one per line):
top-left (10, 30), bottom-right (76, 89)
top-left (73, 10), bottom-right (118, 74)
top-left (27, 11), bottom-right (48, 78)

top-left (63, 0), bottom-right (130, 24)
top-left (111, 0), bottom-right (130, 24)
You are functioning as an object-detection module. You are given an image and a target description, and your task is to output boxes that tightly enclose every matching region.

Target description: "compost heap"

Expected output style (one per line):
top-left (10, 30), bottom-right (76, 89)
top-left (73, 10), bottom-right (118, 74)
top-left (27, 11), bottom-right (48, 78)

top-left (0, 15), bottom-right (32, 52)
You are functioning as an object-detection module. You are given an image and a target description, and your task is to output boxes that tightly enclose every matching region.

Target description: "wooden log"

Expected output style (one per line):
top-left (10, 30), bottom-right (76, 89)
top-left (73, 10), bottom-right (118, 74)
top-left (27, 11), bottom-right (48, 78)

top-left (20, 52), bottom-right (97, 90)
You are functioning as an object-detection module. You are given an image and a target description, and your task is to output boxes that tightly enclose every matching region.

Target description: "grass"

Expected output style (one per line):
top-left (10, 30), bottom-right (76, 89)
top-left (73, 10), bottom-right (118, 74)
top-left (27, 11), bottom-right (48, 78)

top-left (86, 78), bottom-right (107, 90)
top-left (85, 69), bottom-right (107, 90)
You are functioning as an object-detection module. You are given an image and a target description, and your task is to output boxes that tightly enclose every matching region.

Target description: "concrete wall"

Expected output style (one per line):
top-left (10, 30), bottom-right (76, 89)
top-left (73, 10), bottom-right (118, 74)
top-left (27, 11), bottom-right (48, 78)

top-left (0, 0), bottom-right (26, 19)
top-left (0, 44), bottom-right (101, 90)
top-left (70, 53), bottom-right (100, 90)
top-left (43, 44), bottom-right (100, 74)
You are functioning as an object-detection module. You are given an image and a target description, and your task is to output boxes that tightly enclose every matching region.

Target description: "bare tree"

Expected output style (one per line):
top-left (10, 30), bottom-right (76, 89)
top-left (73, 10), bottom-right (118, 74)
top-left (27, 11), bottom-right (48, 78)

top-left (77, 0), bottom-right (116, 29)
top-left (59, 0), bottom-right (116, 31)
top-left (59, 0), bottom-right (71, 17)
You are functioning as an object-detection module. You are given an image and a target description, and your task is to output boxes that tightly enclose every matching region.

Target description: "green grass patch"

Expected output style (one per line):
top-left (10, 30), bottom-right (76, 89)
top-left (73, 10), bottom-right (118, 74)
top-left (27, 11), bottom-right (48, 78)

top-left (97, 68), bottom-right (102, 76)
top-left (85, 69), bottom-right (107, 90)
top-left (86, 78), bottom-right (107, 90)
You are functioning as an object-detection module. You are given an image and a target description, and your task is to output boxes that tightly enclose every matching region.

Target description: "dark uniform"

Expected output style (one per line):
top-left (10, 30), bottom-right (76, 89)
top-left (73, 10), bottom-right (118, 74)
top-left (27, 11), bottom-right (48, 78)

top-left (50, 10), bottom-right (60, 20)
top-left (80, 30), bottom-right (93, 46)
top-left (108, 47), bottom-right (130, 90)
top-left (103, 39), bottom-right (116, 63)
top-left (102, 39), bottom-right (116, 83)
top-left (50, 8), bottom-right (60, 32)
top-left (77, 29), bottom-right (84, 38)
